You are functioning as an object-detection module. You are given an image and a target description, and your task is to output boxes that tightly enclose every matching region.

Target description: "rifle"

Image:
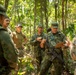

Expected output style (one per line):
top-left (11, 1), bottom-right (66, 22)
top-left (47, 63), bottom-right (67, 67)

top-left (46, 41), bottom-right (72, 75)
top-left (46, 41), bottom-right (65, 64)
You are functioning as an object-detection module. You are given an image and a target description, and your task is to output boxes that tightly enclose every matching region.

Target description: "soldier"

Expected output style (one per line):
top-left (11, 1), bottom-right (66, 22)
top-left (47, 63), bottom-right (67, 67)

top-left (2, 16), bottom-right (12, 36)
top-left (38, 22), bottom-right (70, 75)
top-left (12, 23), bottom-right (27, 57)
top-left (2, 16), bottom-right (10, 29)
top-left (30, 24), bottom-right (47, 74)
top-left (0, 5), bottom-right (18, 75)
top-left (71, 36), bottom-right (76, 75)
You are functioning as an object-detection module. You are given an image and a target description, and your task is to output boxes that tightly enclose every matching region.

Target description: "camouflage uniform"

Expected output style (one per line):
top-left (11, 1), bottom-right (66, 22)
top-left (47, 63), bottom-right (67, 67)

top-left (0, 5), bottom-right (18, 75)
top-left (12, 31), bottom-right (26, 57)
top-left (30, 32), bottom-right (46, 73)
top-left (71, 37), bottom-right (76, 75)
top-left (39, 24), bottom-right (66, 75)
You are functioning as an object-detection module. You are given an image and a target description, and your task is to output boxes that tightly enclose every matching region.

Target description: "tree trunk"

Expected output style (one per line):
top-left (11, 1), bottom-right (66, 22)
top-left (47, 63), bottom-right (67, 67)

top-left (62, 0), bottom-right (65, 30)
top-left (40, 0), bottom-right (43, 27)
top-left (34, 0), bottom-right (36, 33)
top-left (44, 0), bottom-right (48, 30)
top-left (4, 0), bottom-right (10, 11)
top-left (57, 0), bottom-right (60, 29)
top-left (54, 0), bottom-right (58, 21)
top-left (55, 2), bottom-right (58, 21)
top-left (65, 0), bottom-right (68, 28)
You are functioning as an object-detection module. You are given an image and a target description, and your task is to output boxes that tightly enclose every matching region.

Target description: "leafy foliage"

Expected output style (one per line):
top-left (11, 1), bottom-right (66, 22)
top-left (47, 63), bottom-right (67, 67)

top-left (63, 23), bottom-right (76, 40)
top-left (1, 0), bottom-right (76, 74)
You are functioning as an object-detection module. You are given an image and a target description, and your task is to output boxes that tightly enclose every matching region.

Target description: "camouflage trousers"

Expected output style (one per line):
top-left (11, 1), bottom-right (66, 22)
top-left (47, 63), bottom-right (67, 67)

top-left (35, 50), bottom-right (45, 74)
top-left (38, 54), bottom-right (63, 75)
top-left (36, 56), bottom-right (42, 74)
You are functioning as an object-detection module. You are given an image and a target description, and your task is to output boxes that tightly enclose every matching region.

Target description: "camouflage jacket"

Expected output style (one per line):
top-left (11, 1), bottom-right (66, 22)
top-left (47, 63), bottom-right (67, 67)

top-left (30, 33), bottom-right (47, 56)
top-left (30, 32), bottom-right (46, 47)
top-left (0, 25), bottom-right (18, 69)
top-left (12, 31), bottom-right (26, 49)
top-left (47, 31), bottom-right (66, 53)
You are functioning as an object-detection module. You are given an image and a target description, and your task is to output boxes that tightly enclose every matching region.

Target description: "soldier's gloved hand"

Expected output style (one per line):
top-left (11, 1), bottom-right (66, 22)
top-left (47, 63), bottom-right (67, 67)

top-left (36, 37), bottom-right (42, 42)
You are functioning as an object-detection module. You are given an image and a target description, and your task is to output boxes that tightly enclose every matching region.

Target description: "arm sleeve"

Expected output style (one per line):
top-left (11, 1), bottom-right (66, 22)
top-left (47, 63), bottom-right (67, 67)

top-left (22, 33), bottom-right (26, 39)
top-left (47, 35), bottom-right (56, 47)
top-left (62, 34), bottom-right (67, 42)
top-left (43, 33), bottom-right (47, 39)
top-left (30, 35), bottom-right (38, 46)
top-left (0, 31), bottom-right (18, 68)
